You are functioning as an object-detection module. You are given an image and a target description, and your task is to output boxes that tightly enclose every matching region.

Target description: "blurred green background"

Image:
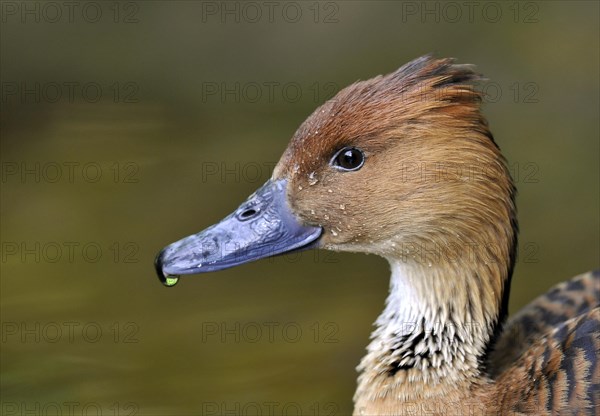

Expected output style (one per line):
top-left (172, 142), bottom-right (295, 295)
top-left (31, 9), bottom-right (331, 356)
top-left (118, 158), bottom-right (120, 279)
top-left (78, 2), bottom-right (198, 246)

top-left (1, 1), bottom-right (598, 415)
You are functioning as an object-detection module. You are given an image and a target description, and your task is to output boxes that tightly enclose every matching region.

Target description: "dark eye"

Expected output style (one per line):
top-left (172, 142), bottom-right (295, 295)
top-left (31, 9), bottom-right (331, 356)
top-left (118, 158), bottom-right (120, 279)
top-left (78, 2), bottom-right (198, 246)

top-left (331, 147), bottom-right (365, 171)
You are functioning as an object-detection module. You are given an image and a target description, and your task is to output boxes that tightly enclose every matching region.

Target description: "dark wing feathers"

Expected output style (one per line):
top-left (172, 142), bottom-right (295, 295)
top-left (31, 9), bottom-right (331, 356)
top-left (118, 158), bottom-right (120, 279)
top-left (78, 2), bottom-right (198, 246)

top-left (500, 307), bottom-right (600, 414)
top-left (491, 271), bottom-right (600, 414)
top-left (490, 270), bottom-right (600, 376)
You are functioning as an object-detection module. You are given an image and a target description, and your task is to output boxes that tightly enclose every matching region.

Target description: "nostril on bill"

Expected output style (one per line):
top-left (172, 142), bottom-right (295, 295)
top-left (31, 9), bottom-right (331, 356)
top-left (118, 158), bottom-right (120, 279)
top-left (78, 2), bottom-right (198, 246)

top-left (239, 208), bottom-right (258, 220)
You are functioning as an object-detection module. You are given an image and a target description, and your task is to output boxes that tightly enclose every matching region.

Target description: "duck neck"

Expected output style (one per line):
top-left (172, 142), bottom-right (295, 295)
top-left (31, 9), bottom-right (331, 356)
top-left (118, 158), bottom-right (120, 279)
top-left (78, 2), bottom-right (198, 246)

top-left (355, 257), bottom-right (509, 412)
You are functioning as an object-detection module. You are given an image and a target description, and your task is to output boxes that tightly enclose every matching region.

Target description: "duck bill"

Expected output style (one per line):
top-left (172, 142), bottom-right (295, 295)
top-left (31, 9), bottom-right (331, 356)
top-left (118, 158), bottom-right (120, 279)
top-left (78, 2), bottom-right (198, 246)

top-left (154, 179), bottom-right (322, 285)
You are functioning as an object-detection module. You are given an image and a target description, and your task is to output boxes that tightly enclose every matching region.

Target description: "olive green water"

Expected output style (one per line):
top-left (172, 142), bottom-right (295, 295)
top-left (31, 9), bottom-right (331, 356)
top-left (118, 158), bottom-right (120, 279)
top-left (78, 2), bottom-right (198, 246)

top-left (1, 2), bottom-right (599, 415)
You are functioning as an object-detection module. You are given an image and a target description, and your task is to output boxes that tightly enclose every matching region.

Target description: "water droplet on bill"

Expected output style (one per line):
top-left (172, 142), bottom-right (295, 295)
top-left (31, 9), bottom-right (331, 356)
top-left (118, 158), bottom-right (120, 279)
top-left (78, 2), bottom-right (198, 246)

top-left (162, 274), bottom-right (180, 287)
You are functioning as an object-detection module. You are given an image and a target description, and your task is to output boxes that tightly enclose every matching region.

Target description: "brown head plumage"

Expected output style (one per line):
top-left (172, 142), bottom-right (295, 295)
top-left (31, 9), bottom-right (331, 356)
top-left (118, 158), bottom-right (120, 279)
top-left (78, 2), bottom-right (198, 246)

top-left (275, 55), bottom-right (517, 325)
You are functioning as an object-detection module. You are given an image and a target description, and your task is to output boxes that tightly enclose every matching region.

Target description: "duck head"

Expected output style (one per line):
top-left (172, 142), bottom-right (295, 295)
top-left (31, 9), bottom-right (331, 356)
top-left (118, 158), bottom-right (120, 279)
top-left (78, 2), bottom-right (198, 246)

top-left (155, 55), bottom-right (517, 299)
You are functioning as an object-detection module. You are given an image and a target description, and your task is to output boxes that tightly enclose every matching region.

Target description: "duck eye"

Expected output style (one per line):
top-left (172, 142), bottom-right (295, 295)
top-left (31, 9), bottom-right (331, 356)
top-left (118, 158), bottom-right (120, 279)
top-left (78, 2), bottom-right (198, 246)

top-left (331, 147), bottom-right (365, 171)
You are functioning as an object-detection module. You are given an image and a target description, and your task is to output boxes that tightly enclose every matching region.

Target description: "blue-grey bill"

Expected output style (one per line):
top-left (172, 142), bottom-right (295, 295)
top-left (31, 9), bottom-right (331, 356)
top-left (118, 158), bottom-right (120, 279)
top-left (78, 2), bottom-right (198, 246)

top-left (154, 179), bottom-right (322, 286)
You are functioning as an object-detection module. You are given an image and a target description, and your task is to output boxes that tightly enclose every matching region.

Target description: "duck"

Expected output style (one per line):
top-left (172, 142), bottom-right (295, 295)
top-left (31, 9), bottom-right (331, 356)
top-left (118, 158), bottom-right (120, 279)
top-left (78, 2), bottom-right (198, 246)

top-left (155, 55), bottom-right (600, 415)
